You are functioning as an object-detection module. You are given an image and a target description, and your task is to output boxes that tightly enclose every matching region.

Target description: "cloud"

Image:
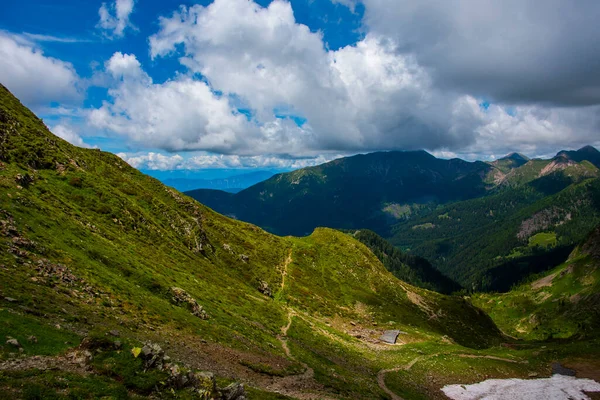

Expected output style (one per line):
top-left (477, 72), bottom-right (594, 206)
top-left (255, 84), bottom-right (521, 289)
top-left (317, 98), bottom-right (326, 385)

top-left (357, 0), bottom-right (600, 106)
top-left (98, 0), bottom-right (136, 38)
top-left (90, 52), bottom-right (314, 155)
top-left (22, 33), bottom-right (93, 43)
top-left (88, 0), bottom-right (600, 165)
top-left (117, 151), bottom-right (343, 170)
top-left (0, 32), bottom-right (81, 107)
top-left (51, 124), bottom-right (92, 148)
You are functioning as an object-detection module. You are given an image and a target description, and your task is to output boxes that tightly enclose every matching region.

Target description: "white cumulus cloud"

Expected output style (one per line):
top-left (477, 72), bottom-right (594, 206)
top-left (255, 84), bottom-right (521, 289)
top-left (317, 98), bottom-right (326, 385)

top-left (98, 0), bottom-right (136, 38)
top-left (0, 32), bottom-right (81, 107)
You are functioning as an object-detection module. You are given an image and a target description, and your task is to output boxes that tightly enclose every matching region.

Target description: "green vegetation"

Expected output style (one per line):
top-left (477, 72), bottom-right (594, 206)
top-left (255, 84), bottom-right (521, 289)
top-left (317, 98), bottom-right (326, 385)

top-left (0, 84), bottom-right (508, 399)
top-left (528, 232), bottom-right (557, 249)
top-left (343, 229), bottom-right (461, 294)
top-left (187, 150), bottom-right (495, 236)
top-left (390, 174), bottom-right (600, 291)
top-left (472, 226), bottom-right (600, 340)
top-left (1, 84), bottom-right (600, 399)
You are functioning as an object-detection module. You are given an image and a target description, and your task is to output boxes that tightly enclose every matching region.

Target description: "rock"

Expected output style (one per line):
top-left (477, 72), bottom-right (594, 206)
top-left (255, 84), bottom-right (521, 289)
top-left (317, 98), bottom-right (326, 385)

top-left (113, 340), bottom-right (122, 350)
top-left (15, 173), bottom-right (33, 188)
top-left (140, 342), bottom-right (166, 369)
top-left (170, 287), bottom-right (209, 319)
top-left (221, 382), bottom-right (247, 400)
top-left (108, 329), bottom-right (120, 337)
top-left (239, 254), bottom-right (249, 263)
top-left (4, 297), bottom-right (17, 302)
top-left (257, 281), bottom-right (272, 297)
top-left (27, 336), bottom-right (37, 343)
top-left (6, 338), bottom-right (21, 348)
top-left (350, 321), bottom-right (356, 326)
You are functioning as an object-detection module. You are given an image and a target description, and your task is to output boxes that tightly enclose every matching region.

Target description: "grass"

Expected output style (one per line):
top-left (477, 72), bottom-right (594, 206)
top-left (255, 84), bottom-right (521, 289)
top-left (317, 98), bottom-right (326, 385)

top-left (0, 309), bottom-right (80, 360)
top-left (1, 84), bottom-right (600, 399)
top-left (528, 232), bottom-right (557, 248)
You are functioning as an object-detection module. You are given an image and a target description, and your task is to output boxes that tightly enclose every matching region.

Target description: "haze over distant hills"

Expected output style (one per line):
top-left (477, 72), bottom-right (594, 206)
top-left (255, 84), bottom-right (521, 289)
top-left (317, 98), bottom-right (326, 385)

top-left (143, 169), bottom-right (281, 192)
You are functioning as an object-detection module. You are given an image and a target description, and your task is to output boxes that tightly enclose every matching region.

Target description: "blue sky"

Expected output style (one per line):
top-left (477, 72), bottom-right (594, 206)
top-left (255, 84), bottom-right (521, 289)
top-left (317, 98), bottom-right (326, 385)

top-left (1, 0), bottom-right (599, 173)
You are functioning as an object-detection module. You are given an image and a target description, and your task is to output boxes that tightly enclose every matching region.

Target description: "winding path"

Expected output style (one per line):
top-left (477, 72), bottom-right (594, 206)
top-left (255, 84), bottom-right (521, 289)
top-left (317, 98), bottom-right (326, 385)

top-left (376, 353), bottom-right (525, 399)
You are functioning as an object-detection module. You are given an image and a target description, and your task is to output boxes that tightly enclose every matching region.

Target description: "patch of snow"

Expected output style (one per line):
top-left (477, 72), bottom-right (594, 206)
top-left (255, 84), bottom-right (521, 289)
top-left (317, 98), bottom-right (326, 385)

top-left (442, 374), bottom-right (600, 400)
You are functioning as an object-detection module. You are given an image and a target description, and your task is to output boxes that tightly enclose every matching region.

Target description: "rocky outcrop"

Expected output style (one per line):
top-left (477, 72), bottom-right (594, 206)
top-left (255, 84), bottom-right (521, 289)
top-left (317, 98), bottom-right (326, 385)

top-left (257, 281), bottom-right (272, 297)
top-left (132, 341), bottom-right (246, 399)
top-left (170, 287), bottom-right (209, 319)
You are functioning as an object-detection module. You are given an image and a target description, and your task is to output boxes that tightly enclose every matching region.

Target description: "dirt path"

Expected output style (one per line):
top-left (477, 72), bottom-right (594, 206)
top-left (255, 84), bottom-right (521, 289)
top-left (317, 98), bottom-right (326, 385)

top-left (279, 248), bottom-right (293, 294)
top-left (0, 349), bottom-right (92, 375)
top-left (377, 354), bottom-right (439, 400)
top-left (265, 309), bottom-right (339, 400)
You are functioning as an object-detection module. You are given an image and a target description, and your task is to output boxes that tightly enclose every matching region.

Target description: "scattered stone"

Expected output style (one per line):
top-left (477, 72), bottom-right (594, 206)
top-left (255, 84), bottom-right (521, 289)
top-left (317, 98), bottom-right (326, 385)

top-left (6, 338), bottom-right (21, 348)
top-left (257, 281), bottom-right (272, 297)
top-left (113, 340), bottom-right (122, 350)
top-left (221, 382), bottom-right (247, 400)
top-left (27, 336), bottom-right (37, 344)
top-left (350, 321), bottom-right (357, 326)
top-left (14, 173), bottom-right (33, 188)
top-left (108, 329), bottom-right (120, 337)
top-left (239, 254), bottom-right (249, 263)
top-left (4, 297), bottom-right (17, 302)
top-left (528, 372), bottom-right (539, 377)
top-left (170, 287), bottom-right (209, 319)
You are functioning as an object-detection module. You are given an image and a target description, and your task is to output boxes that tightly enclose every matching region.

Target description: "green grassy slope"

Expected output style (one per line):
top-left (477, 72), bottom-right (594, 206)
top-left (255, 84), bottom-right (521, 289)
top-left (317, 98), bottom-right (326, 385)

top-left (342, 229), bottom-right (462, 294)
top-left (472, 225), bottom-right (600, 340)
top-left (0, 84), bottom-right (511, 399)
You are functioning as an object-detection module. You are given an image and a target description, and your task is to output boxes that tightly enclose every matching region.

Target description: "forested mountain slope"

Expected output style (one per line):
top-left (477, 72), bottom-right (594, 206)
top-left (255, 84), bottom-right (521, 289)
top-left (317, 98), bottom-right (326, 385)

top-left (187, 150), bottom-right (496, 236)
top-left (473, 224), bottom-right (600, 340)
top-left (390, 173), bottom-right (600, 291)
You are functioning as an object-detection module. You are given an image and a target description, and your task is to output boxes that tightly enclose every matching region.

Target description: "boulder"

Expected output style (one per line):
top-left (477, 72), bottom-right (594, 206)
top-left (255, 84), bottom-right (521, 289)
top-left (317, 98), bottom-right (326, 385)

top-left (257, 281), bottom-right (272, 297)
top-left (221, 382), bottom-right (247, 400)
top-left (170, 287), bottom-right (209, 319)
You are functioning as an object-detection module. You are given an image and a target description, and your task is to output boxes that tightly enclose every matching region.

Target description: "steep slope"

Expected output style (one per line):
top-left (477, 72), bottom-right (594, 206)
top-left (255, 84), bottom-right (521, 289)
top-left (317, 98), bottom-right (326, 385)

top-left (187, 151), bottom-right (495, 236)
top-left (472, 225), bottom-right (600, 340)
top-left (343, 229), bottom-right (462, 294)
top-left (0, 85), bottom-right (507, 399)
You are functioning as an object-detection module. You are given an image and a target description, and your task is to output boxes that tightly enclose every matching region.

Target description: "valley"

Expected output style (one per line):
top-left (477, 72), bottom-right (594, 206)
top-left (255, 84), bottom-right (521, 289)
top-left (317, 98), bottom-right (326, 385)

top-left (1, 84), bottom-right (599, 400)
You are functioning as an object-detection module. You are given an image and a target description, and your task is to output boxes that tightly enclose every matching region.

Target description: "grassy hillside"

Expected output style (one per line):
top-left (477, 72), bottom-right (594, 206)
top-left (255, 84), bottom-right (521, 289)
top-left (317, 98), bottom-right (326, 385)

top-left (472, 225), bottom-right (600, 340)
top-left (342, 229), bottom-right (462, 294)
top-left (0, 84), bottom-right (535, 399)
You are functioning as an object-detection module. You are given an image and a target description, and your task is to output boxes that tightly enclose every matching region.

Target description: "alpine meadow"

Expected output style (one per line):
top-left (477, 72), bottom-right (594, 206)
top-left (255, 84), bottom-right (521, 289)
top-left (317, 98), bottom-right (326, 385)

top-left (2, 0), bottom-right (600, 399)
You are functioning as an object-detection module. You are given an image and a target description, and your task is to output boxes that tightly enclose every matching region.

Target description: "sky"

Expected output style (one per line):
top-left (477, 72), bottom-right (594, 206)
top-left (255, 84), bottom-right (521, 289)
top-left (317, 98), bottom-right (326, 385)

top-left (1, 0), bottom-right (600, 171)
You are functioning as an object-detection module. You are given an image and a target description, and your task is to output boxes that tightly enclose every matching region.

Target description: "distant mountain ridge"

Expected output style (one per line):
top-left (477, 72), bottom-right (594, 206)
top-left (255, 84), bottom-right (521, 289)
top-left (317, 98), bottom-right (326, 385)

top-left (186, 146), bottom-right (600, 237)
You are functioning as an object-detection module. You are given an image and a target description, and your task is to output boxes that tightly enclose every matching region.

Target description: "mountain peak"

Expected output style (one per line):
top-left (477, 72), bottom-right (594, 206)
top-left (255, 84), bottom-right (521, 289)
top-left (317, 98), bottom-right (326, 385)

top-left (500, 152), bottom-right (529, 162)
top-left (578, 145), bottom-right (600, 154)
